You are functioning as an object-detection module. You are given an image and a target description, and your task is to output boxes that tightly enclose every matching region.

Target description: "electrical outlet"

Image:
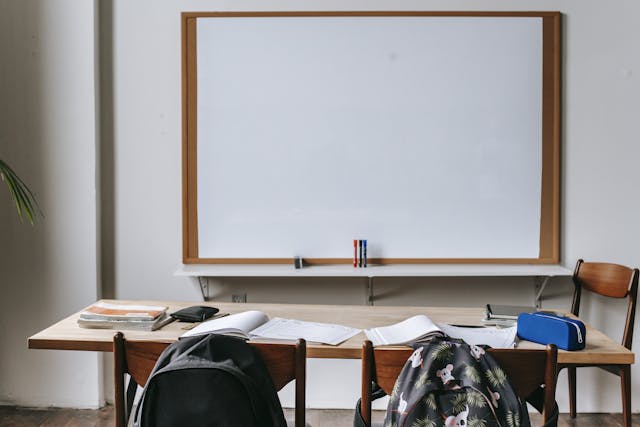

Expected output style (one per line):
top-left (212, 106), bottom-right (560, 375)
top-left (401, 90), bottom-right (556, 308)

top-left (231, 293), bottom-right (247, 303)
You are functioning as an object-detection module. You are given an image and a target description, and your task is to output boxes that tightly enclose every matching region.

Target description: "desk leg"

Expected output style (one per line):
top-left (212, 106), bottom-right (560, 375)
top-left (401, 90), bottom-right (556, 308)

top-left (366, 277), bottom-right (374, 306)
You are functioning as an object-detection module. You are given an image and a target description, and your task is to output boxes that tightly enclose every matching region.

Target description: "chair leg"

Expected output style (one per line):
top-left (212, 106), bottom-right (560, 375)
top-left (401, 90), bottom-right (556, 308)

top-left (113, 332), bottom-right (126, 427)
top-left (361, 341), bottom-right (374, 427)
top-left (295, 339), bottom-right (306, 427)
top-left (621, 365), bottom-right (631, 427)
top-left (567, 366), bottom-right (577, 418)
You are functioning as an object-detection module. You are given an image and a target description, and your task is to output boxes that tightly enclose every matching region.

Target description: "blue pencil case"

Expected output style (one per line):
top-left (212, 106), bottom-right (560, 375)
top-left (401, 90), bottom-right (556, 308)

top-left (517, 312), bottom-right (586, 351)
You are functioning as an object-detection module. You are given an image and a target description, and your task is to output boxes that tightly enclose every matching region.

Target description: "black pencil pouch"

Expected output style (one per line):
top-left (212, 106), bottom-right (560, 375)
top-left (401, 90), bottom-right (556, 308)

top-left (170, 306), bottom-right (219, 322)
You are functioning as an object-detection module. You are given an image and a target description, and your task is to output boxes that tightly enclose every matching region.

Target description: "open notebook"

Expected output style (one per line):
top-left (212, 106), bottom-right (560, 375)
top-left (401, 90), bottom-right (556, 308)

top-left (181, 310), bottom-right (360, 346)
top-left (364, 314), bottom-right (517, 348)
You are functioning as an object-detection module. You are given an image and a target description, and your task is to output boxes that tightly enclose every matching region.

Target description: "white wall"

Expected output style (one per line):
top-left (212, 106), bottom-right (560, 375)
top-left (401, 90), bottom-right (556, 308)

top-left (0, 0), bottom-right (639, 415)
top-left (0, 0), bottom-right (102, 407)
top-left (108, 0), bottom-right (640, 412)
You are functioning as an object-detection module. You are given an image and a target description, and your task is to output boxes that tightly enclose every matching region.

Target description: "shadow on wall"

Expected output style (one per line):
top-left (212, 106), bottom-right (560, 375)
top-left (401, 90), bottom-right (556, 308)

top-left (206, 275), bottom-right (575, 309)
top-left (0, 1), bottom-right (47, 394)
top-left (99, 0), bottom-right (115, 300)
top-left (0, 1), bottom-right (106, 406)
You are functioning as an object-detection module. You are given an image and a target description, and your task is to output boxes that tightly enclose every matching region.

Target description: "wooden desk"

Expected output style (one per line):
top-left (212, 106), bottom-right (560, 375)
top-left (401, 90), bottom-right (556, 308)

top-left (29, 300), bottom-right (634, 365)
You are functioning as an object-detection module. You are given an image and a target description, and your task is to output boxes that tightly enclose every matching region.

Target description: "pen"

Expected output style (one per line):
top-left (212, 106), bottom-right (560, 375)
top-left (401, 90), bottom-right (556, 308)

top-left (353, 240), bottom-right (357, 268)
top-left (363, 240), bottom-right (367, 268)
top-left (153, 316), bottom-right (177, 331)
top-left (180, 312), bottom-right (230, 330)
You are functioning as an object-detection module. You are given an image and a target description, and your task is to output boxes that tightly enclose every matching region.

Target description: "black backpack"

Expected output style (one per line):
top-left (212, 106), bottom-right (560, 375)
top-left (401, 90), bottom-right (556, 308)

top-left (133, 334), bottom-right (287, 427)
top-left (355, 337), bottom-right (558, 427)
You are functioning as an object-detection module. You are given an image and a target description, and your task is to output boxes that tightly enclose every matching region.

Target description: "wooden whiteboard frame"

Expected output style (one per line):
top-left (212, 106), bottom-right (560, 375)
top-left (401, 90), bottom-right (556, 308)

top-left (181, 11), bottom-right (561, 265)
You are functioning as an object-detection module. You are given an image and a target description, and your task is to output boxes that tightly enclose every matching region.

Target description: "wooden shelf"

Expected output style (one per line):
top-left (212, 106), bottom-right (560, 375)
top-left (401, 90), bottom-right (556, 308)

top-left (175, 263), bottom-right (573, 307)
top-left (175, 263), bottom-right (573, 278)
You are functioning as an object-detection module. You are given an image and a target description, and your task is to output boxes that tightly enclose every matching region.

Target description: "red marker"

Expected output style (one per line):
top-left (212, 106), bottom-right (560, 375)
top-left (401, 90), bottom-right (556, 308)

top-left (353, 240), bottom-right (358, 267)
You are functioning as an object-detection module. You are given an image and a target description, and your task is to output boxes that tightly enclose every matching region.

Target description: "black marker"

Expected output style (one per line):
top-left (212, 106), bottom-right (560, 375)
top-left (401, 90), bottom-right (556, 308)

top-left (363, 240), bottom-right (367, 267)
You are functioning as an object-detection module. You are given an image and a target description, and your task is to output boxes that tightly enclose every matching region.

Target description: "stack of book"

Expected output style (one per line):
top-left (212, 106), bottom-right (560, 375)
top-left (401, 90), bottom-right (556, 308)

top-left (77, 302), bottom-right (170, 331)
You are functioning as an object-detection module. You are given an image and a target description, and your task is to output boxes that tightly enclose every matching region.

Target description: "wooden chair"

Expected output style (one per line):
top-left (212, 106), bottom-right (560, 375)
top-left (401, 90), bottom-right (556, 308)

top-left (113, 333), bottom-right (306, 427)
top-left (560, 259), bottom-right (638, 427)
top-left (360, 341), bottom-right (558, 426)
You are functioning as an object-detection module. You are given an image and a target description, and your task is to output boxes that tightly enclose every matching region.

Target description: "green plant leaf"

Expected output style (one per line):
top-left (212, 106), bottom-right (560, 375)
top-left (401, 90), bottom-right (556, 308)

top-left (505, 410), bottom-right (521, 427)
top-left (423, 393), bottom-right (437, 411)
top-left (468, 417), bottom-right (488, 427)
top-left (451, 393), bottom-right (468, 413)
top-left (431, 342), bottom-right (454, 362)
top-left (0, 159), bottom-right (41, 224)
top-left (485, 367), bottom-right (508, 388)
top-left (414, 371), bottom-right (432, 389)
top-left (464, 364), bottom-right (481, 384)
top-left (411, 417), bottom-right (437, 427)
top-left (466, 390), bottom-right (488, 408)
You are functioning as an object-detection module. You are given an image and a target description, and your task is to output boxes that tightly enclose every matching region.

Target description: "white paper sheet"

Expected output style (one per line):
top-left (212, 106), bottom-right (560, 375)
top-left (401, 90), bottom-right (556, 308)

top-left (250, 317), bottom-right (361, 346)
top-left (181, 310), bottom-right (269, 338)
top-left (437, 323), bottom-right (517, 348)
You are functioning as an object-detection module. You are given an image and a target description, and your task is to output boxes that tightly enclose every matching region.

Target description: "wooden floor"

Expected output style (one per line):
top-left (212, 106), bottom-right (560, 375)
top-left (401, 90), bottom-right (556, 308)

top-left (0, 405), bottom-right (637, 426)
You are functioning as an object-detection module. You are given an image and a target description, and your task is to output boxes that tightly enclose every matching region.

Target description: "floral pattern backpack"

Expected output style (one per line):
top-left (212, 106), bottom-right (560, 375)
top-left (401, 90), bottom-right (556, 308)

top-left (380, 337), bottom-right (551, 427)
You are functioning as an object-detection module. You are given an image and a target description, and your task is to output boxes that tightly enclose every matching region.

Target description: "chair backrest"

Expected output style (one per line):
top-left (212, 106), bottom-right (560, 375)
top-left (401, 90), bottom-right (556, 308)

top-left (113, 333), bottom-right (306, 427)
top-left (361, 341), bottom-right (558, 426)
top-left (572, 259), bottom-right (639, 349)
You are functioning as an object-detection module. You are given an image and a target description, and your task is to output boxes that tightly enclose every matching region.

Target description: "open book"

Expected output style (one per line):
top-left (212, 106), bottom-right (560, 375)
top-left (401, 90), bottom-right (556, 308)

top-left (364, 314), bottom-right (517, 348)
top-left (364, 315), bottom-right (445, 346)
top-left (181, 310), bottom-right (361, 346)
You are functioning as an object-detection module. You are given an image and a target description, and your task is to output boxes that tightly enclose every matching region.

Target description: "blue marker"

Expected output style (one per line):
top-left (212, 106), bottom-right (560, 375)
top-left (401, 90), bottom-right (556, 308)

top-left (363, 240), bottom-right (367, 268)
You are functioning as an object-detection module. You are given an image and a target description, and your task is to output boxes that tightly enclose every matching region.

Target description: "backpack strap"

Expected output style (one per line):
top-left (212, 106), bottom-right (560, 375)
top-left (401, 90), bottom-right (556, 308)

top-left (125, 376), bottom-right (138, 423)
top-left (522, 386), bottom-right (559, 427)
top-left (353, 381), bottom-right (386, 427)
top-left (542, 402), bottom-right (559, 427)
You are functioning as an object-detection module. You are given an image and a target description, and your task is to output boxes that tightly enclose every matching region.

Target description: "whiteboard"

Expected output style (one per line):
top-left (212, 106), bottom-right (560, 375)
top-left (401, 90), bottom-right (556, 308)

top-left (182, 12), bottom-right (561, 264)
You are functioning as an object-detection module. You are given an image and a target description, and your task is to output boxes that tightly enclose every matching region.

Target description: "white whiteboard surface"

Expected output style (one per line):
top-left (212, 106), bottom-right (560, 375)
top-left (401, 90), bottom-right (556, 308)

top-left (186, 13), bottom-right (557, 262)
